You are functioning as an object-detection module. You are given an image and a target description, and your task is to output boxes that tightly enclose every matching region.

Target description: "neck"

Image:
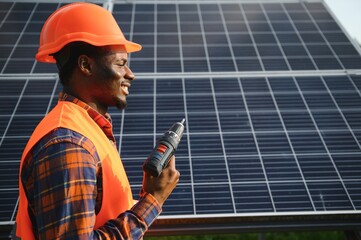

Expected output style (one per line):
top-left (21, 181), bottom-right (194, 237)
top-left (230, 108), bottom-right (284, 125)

top-left (62, 87), bottom-right (108, 116)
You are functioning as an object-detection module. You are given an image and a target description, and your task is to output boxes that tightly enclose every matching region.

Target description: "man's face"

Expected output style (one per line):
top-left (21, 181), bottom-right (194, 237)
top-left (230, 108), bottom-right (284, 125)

top-left (90, 45), bottom-right (134, 111)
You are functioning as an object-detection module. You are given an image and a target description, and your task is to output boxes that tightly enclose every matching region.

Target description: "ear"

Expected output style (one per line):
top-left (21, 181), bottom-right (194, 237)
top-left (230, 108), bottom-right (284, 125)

top-left (77, 55), bottom-right (92, 76)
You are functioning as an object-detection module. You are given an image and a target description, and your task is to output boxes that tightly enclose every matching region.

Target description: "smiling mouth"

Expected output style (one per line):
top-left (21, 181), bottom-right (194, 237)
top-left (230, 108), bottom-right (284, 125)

top-left (121, 85), bottom-right (129, 95)
top-left (121, 82), bottom-right (130, 95)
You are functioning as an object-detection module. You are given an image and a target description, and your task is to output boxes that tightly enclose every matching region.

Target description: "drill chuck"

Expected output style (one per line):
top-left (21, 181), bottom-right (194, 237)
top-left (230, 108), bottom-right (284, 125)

top-left (143, 119), bottom-right (185, 177)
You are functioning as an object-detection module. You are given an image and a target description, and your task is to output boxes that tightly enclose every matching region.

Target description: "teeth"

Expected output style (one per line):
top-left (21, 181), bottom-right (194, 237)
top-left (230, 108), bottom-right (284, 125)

top-left (121, 85), bottom-right (129, 95)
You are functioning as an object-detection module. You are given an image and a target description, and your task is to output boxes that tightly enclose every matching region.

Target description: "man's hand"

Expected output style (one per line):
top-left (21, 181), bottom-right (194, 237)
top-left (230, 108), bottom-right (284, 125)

top-left (141, 155), bottom-right (180, 206)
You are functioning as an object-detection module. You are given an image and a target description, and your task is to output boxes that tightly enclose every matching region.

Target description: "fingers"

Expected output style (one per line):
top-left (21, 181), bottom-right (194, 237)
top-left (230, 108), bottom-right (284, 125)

top-left (141, 155), bottom-right (180, 206)
top-left (164, 155), bottom-right (180, 180)
top-left (166, 155), bottom-right (176, 169)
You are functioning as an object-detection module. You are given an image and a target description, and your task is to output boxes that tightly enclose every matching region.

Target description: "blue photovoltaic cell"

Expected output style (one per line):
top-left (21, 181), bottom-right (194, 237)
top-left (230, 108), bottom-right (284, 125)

top-left (161, 185), bottom-right (194, 216)
top-left (288, 131), bottom-right (327, 154)
top-left (308, 181), bottom-right (353, 211)
top-left (123, 114), bottom-right (154, 134)
top-left (344, 181), bottom-right (361, 209)
top-left (194, 184), bottom-right (234, 214)
top-left (0, 137), bottom-right (28, 161)
top-left (216, 94), bottom-right (245, 111)
top-left (233, 183), bottom-right (274, 213)
top-left (250, 111), bottom-right (283, 131)
top-left (270, 182), bottom-right (314, 212)
top-left (189, 134), bottom-right (223, 157)
top-left (223, 133), bottom-right (258, 155)
top-left (6, 115), bottom-right (44, 136)
top-left (281, 112), bottom-right (316, 131)
top-left (0, 97), bottom-right (21, 114)
top-left (0, 190), bottom-right (18, 221)
top-left (192, 156), bottom-right (229, 183)
top-left (219, 112), bottom-right (250, 132)
top-left (188, 112), bottom-right (219, 132)
top-left (263, 155), bottom-right (303, 181)
top-left (228, 156), bottom-right (264, 181)
top-left (256, 132), bottom-right (293, 154)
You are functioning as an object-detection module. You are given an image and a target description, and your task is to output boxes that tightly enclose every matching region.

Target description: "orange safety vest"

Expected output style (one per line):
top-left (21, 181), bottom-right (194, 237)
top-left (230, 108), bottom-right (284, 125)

top-left (16, 101), bottom-right (134, 239)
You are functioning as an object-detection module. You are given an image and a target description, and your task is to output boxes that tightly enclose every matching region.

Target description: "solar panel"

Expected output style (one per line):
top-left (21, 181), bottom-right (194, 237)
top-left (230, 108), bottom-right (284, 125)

top-left (1, 0), bottom-right (361, 236)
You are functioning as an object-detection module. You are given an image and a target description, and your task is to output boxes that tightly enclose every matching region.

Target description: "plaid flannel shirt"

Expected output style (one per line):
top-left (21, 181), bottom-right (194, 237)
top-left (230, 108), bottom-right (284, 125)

top-left (20, 93), bottom-right (161, 239)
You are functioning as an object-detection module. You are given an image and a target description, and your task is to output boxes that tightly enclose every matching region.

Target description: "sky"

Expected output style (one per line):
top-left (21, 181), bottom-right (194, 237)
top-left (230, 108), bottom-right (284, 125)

top-left (323, 0), bottom-right (361, 45)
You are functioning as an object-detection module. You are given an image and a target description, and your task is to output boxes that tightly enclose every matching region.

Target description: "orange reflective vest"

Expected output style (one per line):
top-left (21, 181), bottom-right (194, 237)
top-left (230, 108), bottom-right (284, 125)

top-left (16, 101), bottom-right (134, 239)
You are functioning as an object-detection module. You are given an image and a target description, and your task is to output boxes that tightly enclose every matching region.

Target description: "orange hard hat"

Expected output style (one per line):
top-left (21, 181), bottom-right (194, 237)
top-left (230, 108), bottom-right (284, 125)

top-left (36, 2), bottom-right (142, 63)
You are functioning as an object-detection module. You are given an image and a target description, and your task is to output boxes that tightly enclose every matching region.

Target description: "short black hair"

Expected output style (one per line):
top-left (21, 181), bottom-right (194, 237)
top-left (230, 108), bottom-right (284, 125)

top-left (52, 42), bottom-right (109, 86)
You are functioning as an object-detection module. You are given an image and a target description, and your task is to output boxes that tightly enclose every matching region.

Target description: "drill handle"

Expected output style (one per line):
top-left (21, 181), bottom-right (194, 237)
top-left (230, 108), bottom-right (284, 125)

top-left (143, 141), bottom-right (174, 177)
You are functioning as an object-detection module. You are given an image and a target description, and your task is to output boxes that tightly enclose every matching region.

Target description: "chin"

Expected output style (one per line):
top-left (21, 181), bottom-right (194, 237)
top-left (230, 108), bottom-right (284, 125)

top-left (116, 103), bottom-right (127, 110)
top-left (114, 97), bottom-right (127, 110)
top-left (112, 96), bottom-right (127, 110)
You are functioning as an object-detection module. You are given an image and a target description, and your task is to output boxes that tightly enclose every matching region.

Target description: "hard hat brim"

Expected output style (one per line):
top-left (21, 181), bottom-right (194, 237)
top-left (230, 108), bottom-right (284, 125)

top-left (36, 34), bottom-right (142, 63)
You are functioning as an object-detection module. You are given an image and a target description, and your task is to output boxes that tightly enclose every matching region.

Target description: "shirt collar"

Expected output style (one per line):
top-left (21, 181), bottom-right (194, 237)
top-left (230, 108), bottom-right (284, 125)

top-left (58, 92), bottom-right (116, 142)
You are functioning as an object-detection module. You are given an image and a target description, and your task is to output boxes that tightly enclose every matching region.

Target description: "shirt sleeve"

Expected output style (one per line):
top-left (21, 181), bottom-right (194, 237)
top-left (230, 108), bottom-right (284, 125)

top-left (95, 193), bottom-right (161, 239)
top-left (22, 129), bottom-right (161, 240)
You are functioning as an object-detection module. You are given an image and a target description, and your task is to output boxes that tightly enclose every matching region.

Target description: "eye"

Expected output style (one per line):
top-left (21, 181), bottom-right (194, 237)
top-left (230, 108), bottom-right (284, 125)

top-left (117, 62), bottom-right (126, 67)
top-left (116, 59), bottom-right (127, 67)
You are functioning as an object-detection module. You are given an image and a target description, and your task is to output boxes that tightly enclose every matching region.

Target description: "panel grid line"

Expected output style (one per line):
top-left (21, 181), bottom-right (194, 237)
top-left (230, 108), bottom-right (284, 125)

top-left (261, 3), bottom-right (292, 71)
top-left (319, 77), bottom-right (361, 202)
top-left (280, 2), bottom-right (319, 70)
top-left (153, 5), bottom-right (157, 143)
top-left (118, 109), bottom-right (125, 153)
top-left (0, 79), bottom-right (29, 147)
top-left (320, 76), bottom-right (361, 151)
top-left (196, 3), bottom-right (211, 72)
top-left (3, 107), bottom-right (361, 118)
top-left (239, 2), bottom-right (265, 71)
top-left (209, 77), bottom-right (237, 213)
top-left (153, 78), bottom-right (156, 144)
top-left (292, 76), bottom-right (356, 210)
top-left (127, 2), bottom-right (136, 62)
top-left (175, 3), bottom-right (185, 73)
top-left (237, 77), bottom-right (276, 212)
top-left (218, 3), bottom-right (238, 71)
top-left (1, 2), bottom-right (37, 74)
top-left (1, 70), bottom-right (358, 80)
top-left (300, 2), bottom-right (345, 69)
top-left (277, 4), bottom-right (319, 71)
top-left (0, 2), bottom-right (14, 30)
top-left (120, 105), bottom-right (360, 116)
top-left (154, 4), bottom-right (158, 74)
top-left (120, 3), bottom-right (136, 154)
top-left (348, 75), bottom-right (361, 100)
top-left (119, 129), bottom-right (361, 139)
top-left (10, 195), bottom-right (19, 222)
top-left (181, 77), bottom-right (196, 215)
top-left (45, 88), bottom-right (360, 97)
top-left (264, 76), bottom-right (316, 211)
top-left (44, 77), bottom-right (59, 114)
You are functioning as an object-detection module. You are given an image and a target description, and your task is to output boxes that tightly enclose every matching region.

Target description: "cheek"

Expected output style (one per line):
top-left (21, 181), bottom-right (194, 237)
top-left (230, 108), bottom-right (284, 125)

top-left (102, 69), bottom-right (121, 90)
top-left (114, 70), bottom-right (122, 79)
top-left (96, 63), bottom-right (119, 81)
top-left (110, 72), bottom-right (123, 94)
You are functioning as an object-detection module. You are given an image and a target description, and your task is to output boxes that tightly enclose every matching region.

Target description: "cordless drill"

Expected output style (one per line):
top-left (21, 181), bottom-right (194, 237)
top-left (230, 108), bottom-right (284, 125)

top-left (143, 119), bottom-right (185, 177)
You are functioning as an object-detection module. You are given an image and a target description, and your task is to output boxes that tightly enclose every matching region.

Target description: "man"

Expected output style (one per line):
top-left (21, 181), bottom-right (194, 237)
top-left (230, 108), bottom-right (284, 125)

top-left (14, 2), bottom-right (180, 239)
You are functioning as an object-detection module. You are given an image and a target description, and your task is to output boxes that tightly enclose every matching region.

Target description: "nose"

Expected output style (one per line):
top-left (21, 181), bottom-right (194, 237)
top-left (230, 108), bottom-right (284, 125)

top-left (124, 65), bottom-right (135, 81)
